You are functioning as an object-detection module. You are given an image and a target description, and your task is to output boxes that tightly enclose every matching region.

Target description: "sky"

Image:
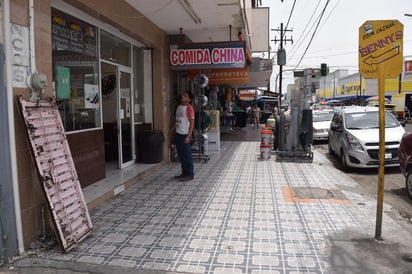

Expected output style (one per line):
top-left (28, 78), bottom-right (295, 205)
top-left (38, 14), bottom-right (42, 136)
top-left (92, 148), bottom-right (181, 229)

top-left (261, 0), bottom-right (412, 93)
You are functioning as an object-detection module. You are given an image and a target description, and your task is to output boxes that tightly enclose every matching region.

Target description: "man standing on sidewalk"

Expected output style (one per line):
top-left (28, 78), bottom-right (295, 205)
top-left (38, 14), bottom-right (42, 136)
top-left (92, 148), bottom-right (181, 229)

top-left (170, 91), bottom-right (195, 181)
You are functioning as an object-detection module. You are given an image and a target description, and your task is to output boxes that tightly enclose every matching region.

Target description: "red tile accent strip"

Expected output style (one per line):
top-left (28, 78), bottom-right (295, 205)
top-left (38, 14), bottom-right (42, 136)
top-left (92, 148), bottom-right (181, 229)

top-left (282, 186), bottom-right (351, 204)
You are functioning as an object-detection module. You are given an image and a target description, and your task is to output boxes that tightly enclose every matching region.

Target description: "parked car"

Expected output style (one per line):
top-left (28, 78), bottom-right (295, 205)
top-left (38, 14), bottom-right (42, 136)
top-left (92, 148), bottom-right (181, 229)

top-left (367, 101), bottom-right (405, 126)
top-left (328, 106), bottom-right (405, 170)
top-left (399, 132), bottom-right (412, 199)
top-left (312, 109), bottom-right (335, 141)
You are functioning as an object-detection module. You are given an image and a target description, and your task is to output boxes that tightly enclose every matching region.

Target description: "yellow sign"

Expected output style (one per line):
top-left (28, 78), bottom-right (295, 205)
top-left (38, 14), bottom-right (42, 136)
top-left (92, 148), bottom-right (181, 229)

top-left (359, 20), bottom-right (403, 78)
top-left (189, 68), bottom-right (250, 85)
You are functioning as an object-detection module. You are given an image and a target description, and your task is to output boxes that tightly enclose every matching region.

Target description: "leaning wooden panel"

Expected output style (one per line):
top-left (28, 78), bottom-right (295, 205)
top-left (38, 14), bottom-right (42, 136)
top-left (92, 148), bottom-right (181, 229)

top-left (19, 97), bottom-right (93, 252)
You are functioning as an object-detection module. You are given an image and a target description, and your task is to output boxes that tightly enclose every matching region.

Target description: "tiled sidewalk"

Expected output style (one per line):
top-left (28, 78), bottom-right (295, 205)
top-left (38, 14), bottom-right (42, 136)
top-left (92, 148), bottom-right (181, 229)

top-left (45, 141), bottom-right (406, 273)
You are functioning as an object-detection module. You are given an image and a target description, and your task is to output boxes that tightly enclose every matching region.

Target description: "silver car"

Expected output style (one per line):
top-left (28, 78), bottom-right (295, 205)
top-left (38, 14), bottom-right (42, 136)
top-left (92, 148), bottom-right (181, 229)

top-left (328, 106), bottom-right (405, 170)
top-left (312, 109), bottom-right (335, 141)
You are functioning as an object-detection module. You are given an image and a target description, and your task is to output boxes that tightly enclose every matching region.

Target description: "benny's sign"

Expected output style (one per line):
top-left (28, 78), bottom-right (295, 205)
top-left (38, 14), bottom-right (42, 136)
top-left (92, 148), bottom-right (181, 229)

top-left (358, 20), bottom-right (403, 79)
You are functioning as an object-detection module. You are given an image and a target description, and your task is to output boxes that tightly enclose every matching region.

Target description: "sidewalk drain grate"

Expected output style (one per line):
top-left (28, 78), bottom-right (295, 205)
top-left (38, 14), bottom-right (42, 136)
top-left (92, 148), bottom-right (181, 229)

top-left (293, 187), bottom-right (348, 200)
top-left (282, 186), bottom-right (351, 204)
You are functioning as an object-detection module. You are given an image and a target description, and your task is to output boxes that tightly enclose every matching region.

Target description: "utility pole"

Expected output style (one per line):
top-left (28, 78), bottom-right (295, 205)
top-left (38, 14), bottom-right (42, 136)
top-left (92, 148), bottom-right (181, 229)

top-left (323, 77), bottom-right (326, 100)
top-left (272, 23), bottom-right (293, 107)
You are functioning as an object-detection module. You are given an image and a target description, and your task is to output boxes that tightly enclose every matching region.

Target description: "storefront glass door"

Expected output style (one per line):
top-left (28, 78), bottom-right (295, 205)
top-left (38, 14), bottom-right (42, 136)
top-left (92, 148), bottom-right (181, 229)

top-left (118, 68), bottom-right (134, 168)
top-left (101, 62), bottom-right (134, 169)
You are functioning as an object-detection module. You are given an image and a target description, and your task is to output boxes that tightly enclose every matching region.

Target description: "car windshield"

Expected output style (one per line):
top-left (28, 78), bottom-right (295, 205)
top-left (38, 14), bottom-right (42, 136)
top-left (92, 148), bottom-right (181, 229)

top-left (313, 111), bottom-right (334, 122)
top-left (344, 111), bottom-right (399, 129)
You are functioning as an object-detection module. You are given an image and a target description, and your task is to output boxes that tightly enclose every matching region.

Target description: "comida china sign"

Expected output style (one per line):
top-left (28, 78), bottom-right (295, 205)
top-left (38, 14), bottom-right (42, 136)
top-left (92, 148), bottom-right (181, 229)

top-left (170, 41), bottom-right (246, 70)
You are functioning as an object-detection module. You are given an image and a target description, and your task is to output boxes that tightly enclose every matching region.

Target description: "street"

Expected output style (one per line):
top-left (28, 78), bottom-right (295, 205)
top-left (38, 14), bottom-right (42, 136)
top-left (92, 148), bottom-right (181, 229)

top-left (1, 126), bottom-right (412, 274)
top-left (312, 123), bottom-right (412, 234)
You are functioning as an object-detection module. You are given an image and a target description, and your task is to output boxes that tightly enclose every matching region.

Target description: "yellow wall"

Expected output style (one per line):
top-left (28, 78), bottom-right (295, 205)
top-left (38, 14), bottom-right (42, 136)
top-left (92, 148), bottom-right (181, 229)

top-left (320, 77), bottom-right (412, 98)
top-left (385, 78), bottom-right (412, 93)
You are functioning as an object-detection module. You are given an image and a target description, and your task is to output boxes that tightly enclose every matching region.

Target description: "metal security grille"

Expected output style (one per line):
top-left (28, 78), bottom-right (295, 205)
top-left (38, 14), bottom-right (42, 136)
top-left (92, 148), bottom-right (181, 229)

top-left (19, 98), bottom-right (92, 252)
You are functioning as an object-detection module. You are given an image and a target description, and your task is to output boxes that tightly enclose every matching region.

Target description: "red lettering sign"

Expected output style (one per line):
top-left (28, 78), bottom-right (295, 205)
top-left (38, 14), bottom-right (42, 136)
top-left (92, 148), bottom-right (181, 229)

top-left (170, 42), bottom-right (246, 69)
top-left (359, 31), bottom-right (402, 57)
top-left (405, 60), bottom-right (412, 73)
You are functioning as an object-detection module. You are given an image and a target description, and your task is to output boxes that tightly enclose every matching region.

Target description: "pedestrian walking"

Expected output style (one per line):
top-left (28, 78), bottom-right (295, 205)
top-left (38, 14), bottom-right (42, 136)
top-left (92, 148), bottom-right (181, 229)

top-left (251, 104), bottom-right (261, 129)
top-left (170, 91), bottom-right (195, 181)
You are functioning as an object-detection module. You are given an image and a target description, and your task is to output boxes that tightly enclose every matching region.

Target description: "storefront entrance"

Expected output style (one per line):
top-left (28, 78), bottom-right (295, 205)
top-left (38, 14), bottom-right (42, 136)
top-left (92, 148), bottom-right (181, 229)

top-left (101, 62), bottom-right (135, 169)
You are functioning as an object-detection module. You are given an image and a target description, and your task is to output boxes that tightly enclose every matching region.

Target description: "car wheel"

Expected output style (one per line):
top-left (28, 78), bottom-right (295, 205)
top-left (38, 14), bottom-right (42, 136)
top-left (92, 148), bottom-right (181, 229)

top-left (406, 171), bottom-right (412, 200)
top-left (340, 149), bottom-right (349, 171)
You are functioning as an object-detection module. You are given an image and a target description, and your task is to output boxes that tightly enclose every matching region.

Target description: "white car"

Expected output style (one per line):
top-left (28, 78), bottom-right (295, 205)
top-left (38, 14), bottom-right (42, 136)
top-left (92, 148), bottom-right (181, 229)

top-left (328, 106), bottom-right (405, 170)
top-left (312, 109), bottom-right (335, 140)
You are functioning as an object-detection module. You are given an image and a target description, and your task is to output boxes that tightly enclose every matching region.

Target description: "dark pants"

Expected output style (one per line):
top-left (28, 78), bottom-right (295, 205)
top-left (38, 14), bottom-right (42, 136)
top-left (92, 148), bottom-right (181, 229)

top-left (175, 133), bottom-right (194, 177)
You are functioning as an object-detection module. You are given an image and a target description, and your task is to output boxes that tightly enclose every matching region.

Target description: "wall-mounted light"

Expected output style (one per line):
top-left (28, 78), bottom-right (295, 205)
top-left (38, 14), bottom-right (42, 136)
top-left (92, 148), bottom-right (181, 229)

top-left (179, 0), bottom-right (201, 24)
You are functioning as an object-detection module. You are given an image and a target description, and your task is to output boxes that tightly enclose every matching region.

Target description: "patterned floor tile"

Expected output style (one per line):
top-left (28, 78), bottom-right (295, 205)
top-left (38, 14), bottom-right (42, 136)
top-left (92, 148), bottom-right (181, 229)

top-left (43, 142), bottom-right (402, 274)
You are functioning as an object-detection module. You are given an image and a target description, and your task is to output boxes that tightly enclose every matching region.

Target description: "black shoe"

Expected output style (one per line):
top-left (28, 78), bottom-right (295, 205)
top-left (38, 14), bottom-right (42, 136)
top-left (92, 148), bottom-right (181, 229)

top-left (178, 176), bottom-right (194, 182)
top-left (173, 174), bottom-right (186, 179)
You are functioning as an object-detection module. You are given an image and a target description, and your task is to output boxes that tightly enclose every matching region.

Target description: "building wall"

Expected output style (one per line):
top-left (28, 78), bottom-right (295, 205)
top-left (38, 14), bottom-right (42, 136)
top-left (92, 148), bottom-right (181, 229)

top-left (338, 77), bottom-right (412, 98)
top-left (66, 0), bottom-right (172, 148)
top-left (317, 71), bottom-right (412, 101)
top-left (10, 0), bottom-right (171, 249)
top-left (10, 0), bottom-right (54, 248)
top-left (0, 45), bottom-right (18, 258)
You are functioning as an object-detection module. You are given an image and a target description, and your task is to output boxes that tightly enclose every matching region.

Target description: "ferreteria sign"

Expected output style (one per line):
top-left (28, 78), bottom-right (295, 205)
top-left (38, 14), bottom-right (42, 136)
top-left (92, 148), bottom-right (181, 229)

top-left (170, 41), bottom-right (246, 70)
top-left (188, 68), bottom-right (250, 85)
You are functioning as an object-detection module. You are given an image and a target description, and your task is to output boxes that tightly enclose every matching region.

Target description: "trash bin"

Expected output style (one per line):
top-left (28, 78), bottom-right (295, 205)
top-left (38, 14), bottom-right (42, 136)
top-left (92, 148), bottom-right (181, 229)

top-left (140, 130), bottom-right (165, 164)
top-left (233, 111), bottom-right (248, 128)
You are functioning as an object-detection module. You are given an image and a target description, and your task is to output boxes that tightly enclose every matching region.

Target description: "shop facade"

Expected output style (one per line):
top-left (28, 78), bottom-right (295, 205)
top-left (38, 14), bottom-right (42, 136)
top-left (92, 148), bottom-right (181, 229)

top-left (3, 0), bottom-right (171, 256)
top-left (1, 0), bottom-right (269, 259)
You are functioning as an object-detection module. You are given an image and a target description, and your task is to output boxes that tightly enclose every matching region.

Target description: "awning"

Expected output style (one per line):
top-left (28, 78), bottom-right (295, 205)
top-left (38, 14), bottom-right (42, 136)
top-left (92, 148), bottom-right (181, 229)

top-left (231, 70), bottom-right (272, 89)
top-left (239, 93), bottom-right (255, 100)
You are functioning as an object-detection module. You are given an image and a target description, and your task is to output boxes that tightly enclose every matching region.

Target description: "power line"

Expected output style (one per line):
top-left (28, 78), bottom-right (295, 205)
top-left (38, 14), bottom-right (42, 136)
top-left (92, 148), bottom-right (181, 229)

top-left (287, 1), bottom-right (323, 60)
top-left (286, 0), bottom-right (341, 66)
top-left (272, 23), bottom-right (293, 105)
top-left (284, 0), bottom-right (296, 31)
top-left (293, 0), bottom-right (330, 70)
top-left (288, 50), bottom-right (357, 60)
top-left (319, 0), bottom-right (341, 29)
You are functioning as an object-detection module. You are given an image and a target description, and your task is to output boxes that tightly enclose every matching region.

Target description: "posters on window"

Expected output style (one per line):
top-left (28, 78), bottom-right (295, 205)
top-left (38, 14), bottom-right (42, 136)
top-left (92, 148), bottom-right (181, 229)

top-left (84, 84), bottom-right (99, 108)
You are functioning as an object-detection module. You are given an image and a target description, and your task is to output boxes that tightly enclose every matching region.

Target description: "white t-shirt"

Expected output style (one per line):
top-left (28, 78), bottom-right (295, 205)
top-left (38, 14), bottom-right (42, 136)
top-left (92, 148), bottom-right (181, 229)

top-left (176, 104), bottom-right (195, 134)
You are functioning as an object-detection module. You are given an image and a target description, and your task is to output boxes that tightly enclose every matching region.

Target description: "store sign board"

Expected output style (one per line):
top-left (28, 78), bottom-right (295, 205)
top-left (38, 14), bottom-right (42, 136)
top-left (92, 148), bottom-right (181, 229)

top-left (11, 24), bottom-right (30, 88)
top-left (170, 41), bottom-right (246, 70)
top-left (51, 8), bottom-right (97, 56)
top-left (358, 20), bottom-right (403, 78)
top-left (208, 68), bottom-right (250, 84)
top-left (405, 59), bottom-right (412, 73)
top-left (189, 68), bottom-right (250, 84)
top-left (401, 59), bottom-right (412, 81)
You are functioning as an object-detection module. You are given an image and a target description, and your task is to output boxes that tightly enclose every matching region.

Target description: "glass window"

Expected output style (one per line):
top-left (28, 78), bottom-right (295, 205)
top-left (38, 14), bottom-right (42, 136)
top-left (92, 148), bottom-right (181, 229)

top-left (52, 8), bottom-right (100, 132)
top-left (133, 46), bottom-right (145, 123)
top-left (100, 30), bottom-right (131, 67)
top-left (345, 111), bottom-right (400, 129)
top-left (313, 111), bottom-right (334, 122)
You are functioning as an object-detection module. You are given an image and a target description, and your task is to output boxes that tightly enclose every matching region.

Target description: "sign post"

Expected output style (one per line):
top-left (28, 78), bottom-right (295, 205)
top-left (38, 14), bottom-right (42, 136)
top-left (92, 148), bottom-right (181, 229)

top-left (358, 20), bottom-right (403, 240)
